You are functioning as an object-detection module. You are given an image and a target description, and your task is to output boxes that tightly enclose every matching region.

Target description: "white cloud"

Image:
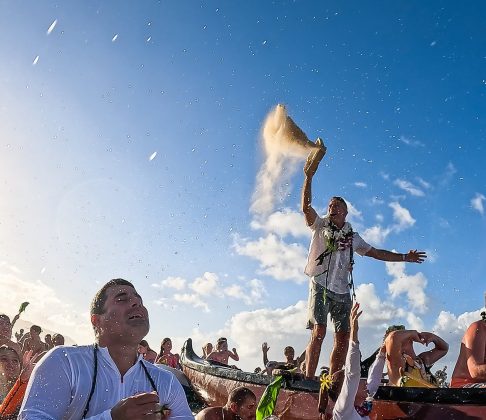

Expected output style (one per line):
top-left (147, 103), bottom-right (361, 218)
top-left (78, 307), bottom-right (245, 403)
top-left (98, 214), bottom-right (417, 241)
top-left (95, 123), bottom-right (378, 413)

top-left (416, 177), bottom-right (431, 189)
top-left (152, 276), bottom-right (186, 291)
top-left (355, 283), bottom-right (405, 325)
top-left (439, 162), bottom-right (457, 187)
top-left (386, 261), bottom-right (428, 313)
top-left (393, 179), bottom-right (425, 197)
top-left (190, 272), bottom-right (223, 297)
top-left (224, 279), bottom-right (267, 305)
top-left (173, 293), bottom-right (210, 313)
top-left (233, 233), bottom-right (307, 284)
top-left (389, 201), bottom-right (416, 232)
top-left (0, 264), bottom-right (92, 344)
top-left (399, 136), bottom-right (425, 147)
top-left (250, 208), bottom-right (309, 239)
top-left (361, 225), bottom-right (392, 246)
top-left (470, 193), bottom-right (485, 215)
top-left (354, 181), bottom-right (367, 188)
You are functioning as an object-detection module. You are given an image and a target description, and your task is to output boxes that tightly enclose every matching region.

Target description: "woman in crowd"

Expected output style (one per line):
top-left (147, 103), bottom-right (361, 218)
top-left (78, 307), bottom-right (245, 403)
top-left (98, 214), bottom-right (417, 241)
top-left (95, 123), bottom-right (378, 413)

top-left (0, 346), bottom-right (34, 419)
top-left (156, 337), bottom-right (181, 369)
top-left (137, 339), bottom-right (158, 363)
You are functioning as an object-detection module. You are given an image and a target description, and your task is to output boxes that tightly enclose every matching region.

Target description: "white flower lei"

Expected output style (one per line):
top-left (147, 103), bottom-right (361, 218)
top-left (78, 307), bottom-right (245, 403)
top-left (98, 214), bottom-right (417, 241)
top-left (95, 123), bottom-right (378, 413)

top-left (321, 216), bottom-right (353, 243)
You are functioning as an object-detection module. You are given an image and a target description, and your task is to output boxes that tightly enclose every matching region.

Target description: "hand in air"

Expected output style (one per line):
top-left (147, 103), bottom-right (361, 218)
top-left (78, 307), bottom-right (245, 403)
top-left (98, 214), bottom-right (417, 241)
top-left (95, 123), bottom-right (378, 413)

top-left (405, 250), bottom-right (427, 263)
top-left (111, 391), bottom-right (161, 420)
top-left (262, 342), bottom-right (269, 353)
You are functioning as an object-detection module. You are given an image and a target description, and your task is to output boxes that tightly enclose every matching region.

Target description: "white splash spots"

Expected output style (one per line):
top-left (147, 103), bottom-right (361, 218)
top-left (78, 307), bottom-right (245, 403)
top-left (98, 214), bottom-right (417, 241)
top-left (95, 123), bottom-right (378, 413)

top-left (47, 19), bottom-right (58, 35)
top-left (40, 267), bottom-right (46, 274)
top-left (32, 55), bottom-right (40, 65)
top-left (149, 152), bottom-right (157, 161)
top-left (112, 34), bottom-right (118, 42)
top-left (430, 40), bottom-right (437, 47)
top-left (146, 36), bottom-right (152, 42)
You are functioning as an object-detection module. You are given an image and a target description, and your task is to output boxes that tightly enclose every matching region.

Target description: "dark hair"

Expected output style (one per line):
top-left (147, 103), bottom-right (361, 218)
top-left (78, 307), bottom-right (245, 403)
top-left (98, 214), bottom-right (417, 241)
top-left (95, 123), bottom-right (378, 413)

top-left (31, 325), bottom-right (42, 334)
top-left (139, 340), bottom-right (149, 347)
top-left (228, 386), bottom-right (256, 407)
top-left (158, 337), bottom-right (172, 358)
top-left (217, 337), bottom-right (227, 345)
top-left (90, 278), bottom-right (135, 315)
top-left (0, 345), bottom-right (20, 359)
top-left (0, 314), bottom-right (11, 324)
top-left (330, 196), bottom-right (347, 209)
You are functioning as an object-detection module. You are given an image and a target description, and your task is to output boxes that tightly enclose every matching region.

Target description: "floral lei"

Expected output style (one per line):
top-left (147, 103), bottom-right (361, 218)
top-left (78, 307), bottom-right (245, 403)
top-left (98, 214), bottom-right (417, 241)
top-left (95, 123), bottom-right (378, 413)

top-left (321, 217), bottom-right (353, 252)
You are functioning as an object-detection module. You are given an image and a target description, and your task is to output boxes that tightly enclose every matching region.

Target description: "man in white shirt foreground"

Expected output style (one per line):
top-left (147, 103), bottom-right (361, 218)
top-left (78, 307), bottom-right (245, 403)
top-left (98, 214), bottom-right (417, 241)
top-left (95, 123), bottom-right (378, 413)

top-left (19, 278), bottom-right (193, 419)
top-left (324, 303), bottom-right (385, 420)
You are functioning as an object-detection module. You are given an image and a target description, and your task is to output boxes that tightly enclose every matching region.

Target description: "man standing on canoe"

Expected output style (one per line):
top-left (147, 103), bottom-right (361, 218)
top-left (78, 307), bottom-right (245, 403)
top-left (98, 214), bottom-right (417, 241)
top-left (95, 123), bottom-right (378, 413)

top-left (301, 143), bottom-right (427, 380)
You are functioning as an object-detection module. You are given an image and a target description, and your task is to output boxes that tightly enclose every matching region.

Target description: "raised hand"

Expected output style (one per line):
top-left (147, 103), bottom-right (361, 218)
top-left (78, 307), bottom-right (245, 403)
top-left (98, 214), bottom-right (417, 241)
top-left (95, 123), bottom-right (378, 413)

top-left (262, 342), bottom-right (270, 353)
top-left (405, 250), bottom-right (427, 263)
top-left (350, 302), bottom-right (362, 342)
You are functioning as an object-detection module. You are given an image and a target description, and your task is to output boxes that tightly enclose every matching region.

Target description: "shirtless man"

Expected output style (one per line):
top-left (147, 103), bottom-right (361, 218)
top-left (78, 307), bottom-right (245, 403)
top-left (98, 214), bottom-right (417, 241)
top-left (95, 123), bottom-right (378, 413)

top-left (22, 326), bottom-right (45, 358)
top-left (262, 342), bottom-right (305, 375)
top-left (0, 315), bottom-right (22, 358)
top-left (207, 337), bottom-right (239, 365)
top-left (195, 386), bottom-right (256, 420)
top-left (450, 313), bottom-right (486, 387)
top-left (384, 329), bottom-right (448, 386)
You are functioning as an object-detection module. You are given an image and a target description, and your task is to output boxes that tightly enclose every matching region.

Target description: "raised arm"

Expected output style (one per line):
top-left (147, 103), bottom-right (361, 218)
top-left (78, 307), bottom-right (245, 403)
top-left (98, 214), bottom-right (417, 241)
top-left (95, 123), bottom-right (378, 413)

top-left (301, 144), bottom-right (326, 227)
top-left (417, 332), bottom-right (449, 367)
top-left (229, 348), bottom-right (239, 362)
top-left (365, 248), bottom-right (427, 263)
top-left (262, 342), bottom-right (270, 367)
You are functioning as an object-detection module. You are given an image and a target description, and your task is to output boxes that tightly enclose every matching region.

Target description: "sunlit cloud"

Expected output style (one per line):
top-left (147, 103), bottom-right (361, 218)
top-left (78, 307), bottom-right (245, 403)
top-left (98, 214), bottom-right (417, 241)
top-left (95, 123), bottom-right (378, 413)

top-left (354, 181), bottom-right (367, 188)
top-left (386, 261), bottom-right (428, 313)
top-left (173, 293), bottom-right (209, 313)
top-left (393, 179), bottom-right (425, 197)
top-left (389, 201), bottom-right (416, 232)
top-left (250, 208), bottom-right (309, 239)
top-left (190, 272), bottom-right (223, 297)
top-left (152, 276), bottom-right (186, 291)
top-left (224, 278), bottom-right (267, 305)
top-left (0, 263), bottom-right (92, 344)
top-left (233, 233), bottom-right (307, 284)
top-left (470, 193), bottom-right (485, 215)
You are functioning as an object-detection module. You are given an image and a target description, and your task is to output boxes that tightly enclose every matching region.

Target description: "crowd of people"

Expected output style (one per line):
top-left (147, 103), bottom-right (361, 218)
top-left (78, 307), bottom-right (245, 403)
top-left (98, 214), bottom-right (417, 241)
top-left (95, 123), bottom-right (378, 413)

top-left (0, 147), bottom-right (484, 420)
top-left (0, 281), bottom-right (484, 419)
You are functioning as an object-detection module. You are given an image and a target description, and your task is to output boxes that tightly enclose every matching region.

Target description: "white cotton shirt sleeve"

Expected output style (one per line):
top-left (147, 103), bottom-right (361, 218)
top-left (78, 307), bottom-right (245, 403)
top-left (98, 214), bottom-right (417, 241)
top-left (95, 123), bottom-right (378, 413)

top-left (333, 340), bottom-right (361, 420)
top-left (366, 351), bottom-right (386, 397)
top-left (352, 232), bottom-right (372, 256)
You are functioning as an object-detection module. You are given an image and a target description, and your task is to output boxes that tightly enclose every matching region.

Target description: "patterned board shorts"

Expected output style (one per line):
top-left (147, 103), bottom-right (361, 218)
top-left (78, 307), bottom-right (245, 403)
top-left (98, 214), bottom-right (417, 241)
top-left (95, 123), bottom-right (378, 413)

top-left (306, 280), bottom-right (352, 333)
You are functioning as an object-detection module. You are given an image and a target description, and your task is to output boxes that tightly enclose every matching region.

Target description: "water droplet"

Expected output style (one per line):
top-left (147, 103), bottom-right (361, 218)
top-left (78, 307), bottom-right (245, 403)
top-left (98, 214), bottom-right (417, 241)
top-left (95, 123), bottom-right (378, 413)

top-left (47, 19), bottom-right (58, 35)
top-left (32, 55), bottom-right (40, 65)
top-left (112, 34), bottom-right (118, 42)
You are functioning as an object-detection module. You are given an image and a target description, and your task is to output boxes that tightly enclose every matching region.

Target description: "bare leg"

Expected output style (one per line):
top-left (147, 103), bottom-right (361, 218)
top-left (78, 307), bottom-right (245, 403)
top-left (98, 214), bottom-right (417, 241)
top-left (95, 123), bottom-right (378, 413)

top-left (305, 324), bottom-right (326, 379)
top-left (329, 331), bottom-right (350, 374)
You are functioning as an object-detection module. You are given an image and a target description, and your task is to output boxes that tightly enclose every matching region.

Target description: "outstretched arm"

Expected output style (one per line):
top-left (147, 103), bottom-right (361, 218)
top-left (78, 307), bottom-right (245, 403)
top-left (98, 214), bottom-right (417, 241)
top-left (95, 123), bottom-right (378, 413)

top-left (365, 248), bottom-right (427, 263)
top-left (417, 332), bottom-right (449, 367)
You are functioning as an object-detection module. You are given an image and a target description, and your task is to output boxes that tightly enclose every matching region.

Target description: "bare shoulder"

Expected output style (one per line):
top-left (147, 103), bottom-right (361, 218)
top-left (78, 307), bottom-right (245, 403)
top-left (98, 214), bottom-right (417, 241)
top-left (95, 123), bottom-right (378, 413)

top-left (195, 406), bottom-right (222, 420)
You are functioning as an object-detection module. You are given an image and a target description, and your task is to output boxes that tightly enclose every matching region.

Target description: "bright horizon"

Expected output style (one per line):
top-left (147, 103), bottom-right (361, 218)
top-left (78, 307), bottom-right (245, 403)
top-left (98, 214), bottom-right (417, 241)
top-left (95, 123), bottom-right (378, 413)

top-left (1, 1), bottom-right (485, 375)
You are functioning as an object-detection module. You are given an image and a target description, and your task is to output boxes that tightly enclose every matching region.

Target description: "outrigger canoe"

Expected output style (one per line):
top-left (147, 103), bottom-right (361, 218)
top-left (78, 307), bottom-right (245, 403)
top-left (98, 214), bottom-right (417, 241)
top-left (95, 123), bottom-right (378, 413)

top-left (180, 339), bottom-right (486, 419)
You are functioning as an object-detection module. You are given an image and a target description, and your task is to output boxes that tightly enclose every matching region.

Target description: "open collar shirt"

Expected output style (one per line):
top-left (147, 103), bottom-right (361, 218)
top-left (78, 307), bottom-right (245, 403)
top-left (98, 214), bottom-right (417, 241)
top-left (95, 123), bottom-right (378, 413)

top-left (19, 344), bottom-right (194, 419)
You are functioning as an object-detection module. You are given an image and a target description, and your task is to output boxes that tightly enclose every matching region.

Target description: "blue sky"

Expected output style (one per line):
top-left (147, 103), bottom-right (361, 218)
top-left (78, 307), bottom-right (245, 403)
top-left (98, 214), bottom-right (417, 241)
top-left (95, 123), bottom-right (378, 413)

top-left (1, 1), bottom-right (485, 373)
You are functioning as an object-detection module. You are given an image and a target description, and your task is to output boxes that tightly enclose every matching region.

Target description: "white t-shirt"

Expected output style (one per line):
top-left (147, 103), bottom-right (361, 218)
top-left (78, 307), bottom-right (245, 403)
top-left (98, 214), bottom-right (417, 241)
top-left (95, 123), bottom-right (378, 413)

top-left (19, 345), bottom-right (194, 420)
top-left (304, 215), bottom-right (372, 294)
